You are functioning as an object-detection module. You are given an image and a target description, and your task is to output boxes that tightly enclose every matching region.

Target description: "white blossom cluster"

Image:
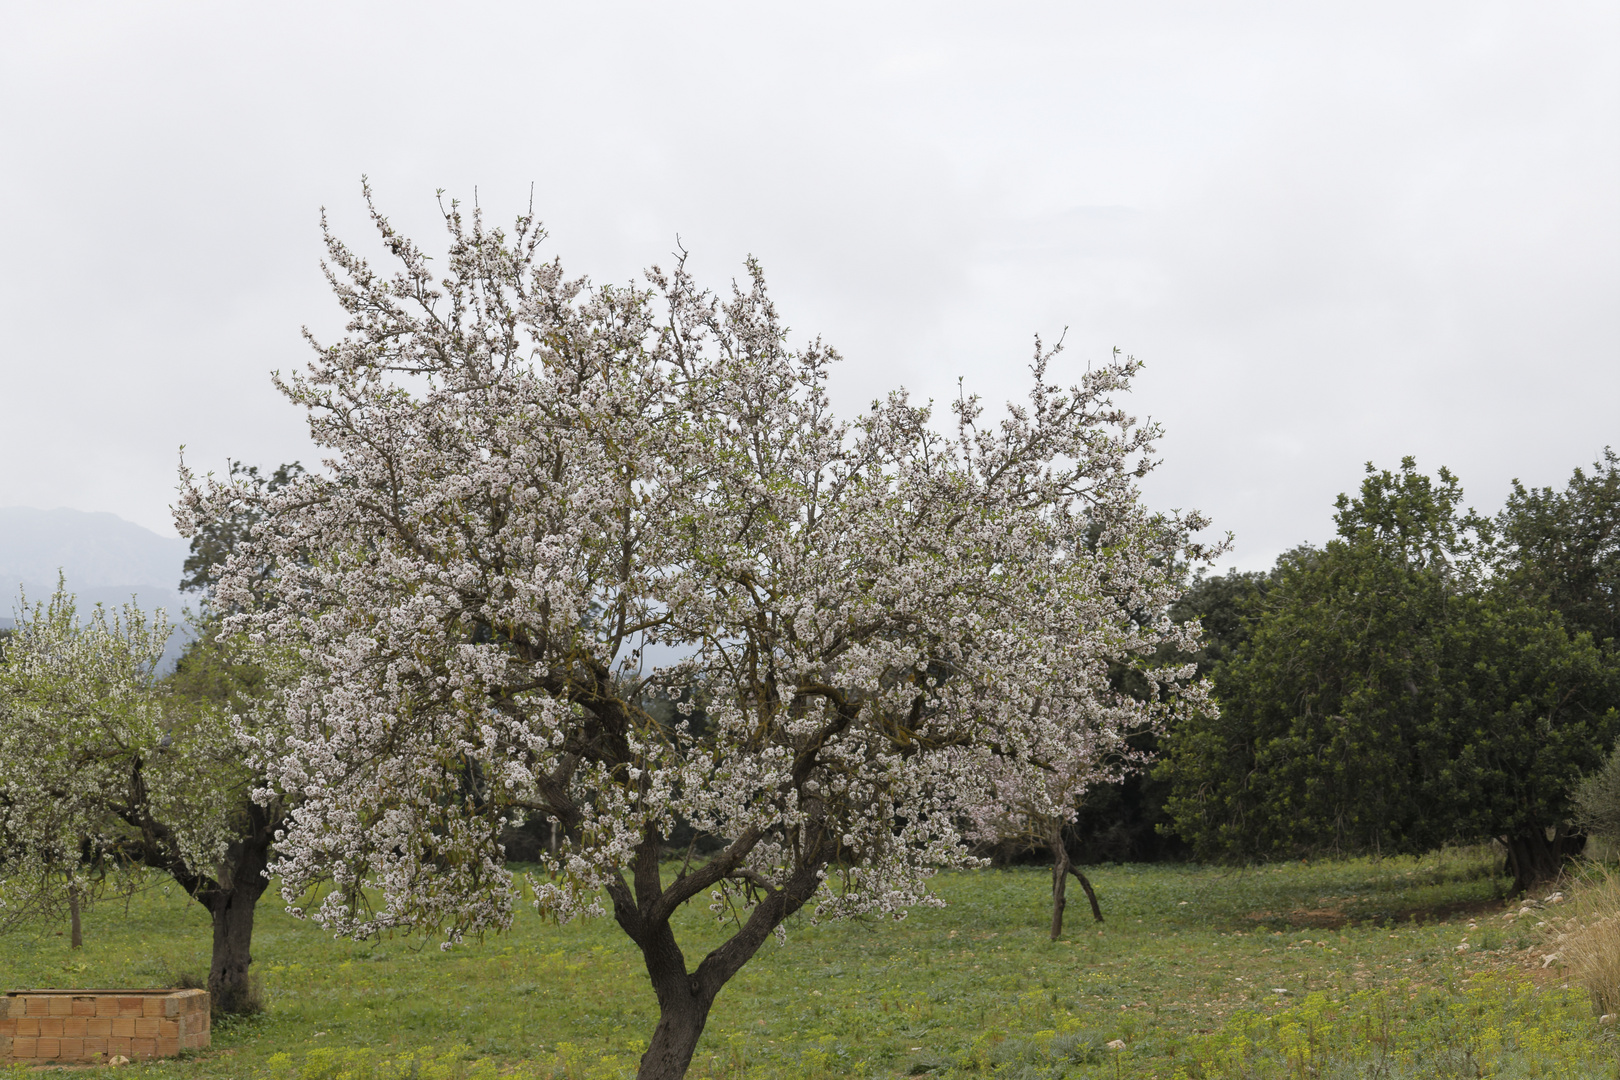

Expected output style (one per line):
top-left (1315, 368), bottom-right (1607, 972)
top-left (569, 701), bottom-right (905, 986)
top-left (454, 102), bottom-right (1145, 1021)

top-left (179, 188), bottom-right (1214, 961)
top-left (0, 585), bottom-right (241, 924)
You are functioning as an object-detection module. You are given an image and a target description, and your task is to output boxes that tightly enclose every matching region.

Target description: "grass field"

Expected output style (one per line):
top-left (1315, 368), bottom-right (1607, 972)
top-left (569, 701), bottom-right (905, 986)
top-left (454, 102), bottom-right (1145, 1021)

top-left (2, 848), bottom-right (1613, 1078)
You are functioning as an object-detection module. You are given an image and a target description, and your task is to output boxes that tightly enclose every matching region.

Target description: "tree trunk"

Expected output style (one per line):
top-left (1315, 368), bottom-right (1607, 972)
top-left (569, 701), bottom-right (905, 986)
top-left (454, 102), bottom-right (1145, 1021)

top-left (1050, 854), bottom-right (1069, 941)
top-left (612, 832), bottom-right (832, 1080)
top-left (638, 945), bottom-right (716, 1080)
top-left (203, 872), bottom-right (267, 1013)
top-left (1503, 826), bottom-right (1585, 895)
top-left (1049, 828), bottom-right (1103, 940)
top-left (68, 887), bottom-right (82, 949)
top-left (171, 802), bottom-right (275, 1015)
top-left (1069, 864), bottom-right (1104, 924)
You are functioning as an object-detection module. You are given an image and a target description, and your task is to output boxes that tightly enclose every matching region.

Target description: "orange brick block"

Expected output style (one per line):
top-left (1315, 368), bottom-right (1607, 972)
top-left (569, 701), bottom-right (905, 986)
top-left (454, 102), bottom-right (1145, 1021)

top-left (4, 990), bottom-right (208, 1062)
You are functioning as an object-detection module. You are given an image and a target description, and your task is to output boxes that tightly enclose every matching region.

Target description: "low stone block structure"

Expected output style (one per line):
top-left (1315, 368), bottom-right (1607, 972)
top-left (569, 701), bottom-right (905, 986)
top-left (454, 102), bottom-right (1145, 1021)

top-left (0, 988), bottom-right (209, 1065)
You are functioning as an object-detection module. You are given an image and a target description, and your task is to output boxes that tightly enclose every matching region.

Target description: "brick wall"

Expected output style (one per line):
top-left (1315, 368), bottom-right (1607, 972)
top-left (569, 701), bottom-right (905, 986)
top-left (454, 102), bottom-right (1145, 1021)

top-left (0, 988), bottom-right (210, 1065)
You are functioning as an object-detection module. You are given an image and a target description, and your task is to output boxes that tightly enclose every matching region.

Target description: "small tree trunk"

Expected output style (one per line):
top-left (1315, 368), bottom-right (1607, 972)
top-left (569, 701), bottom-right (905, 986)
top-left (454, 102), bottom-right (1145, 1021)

top-left (68, 887), bottom-right (83, 949)
top-left (1051, 854), bottom-right (1069, 941)
top-left (1068, 864), bottom-right (1104, 924)
top-left (1047, 827), bottom-right (1103, 940)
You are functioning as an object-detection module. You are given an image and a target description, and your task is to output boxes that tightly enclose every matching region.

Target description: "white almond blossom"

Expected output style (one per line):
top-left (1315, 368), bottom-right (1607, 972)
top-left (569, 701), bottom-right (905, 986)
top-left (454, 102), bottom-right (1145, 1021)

top-left (180, 185), bottom-right (1215, 1080)
top-left (0, 586), bottom-right (229, 925)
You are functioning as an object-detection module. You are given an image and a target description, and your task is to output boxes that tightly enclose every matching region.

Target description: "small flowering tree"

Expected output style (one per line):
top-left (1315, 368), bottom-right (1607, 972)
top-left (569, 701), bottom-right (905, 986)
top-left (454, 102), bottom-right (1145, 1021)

top-left (968, 756), bottom-right (1123, 939)
top-left (183, 188), bottom-right (1212, 1080)
top-left (0, 584), bottom-right (282, 1012)
top-left (0, 588), bottom-right (161, 947)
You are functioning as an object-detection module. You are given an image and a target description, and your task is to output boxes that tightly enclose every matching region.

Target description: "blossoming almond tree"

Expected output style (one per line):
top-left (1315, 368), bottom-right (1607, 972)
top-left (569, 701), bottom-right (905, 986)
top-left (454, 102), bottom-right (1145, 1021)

top-left (0, 585), bottom-right (276, 1011)
top-left (181, 188), bottom-right (1213, 1080)
top-left (967, 754), bottom-right (1126, 939)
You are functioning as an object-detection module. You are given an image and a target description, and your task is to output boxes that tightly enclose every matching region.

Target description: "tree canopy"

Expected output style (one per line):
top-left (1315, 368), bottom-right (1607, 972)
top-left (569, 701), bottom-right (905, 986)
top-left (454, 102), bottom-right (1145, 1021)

top-left (180, 189), bottom-right (1215, 1080)
top-left (1161, 458), bottom-right (1619, 890)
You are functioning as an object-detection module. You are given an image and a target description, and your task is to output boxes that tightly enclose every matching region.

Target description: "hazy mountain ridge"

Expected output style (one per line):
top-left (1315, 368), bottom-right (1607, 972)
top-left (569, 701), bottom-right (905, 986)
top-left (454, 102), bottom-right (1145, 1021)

top-left (0, 507), bottom-right (193, 667)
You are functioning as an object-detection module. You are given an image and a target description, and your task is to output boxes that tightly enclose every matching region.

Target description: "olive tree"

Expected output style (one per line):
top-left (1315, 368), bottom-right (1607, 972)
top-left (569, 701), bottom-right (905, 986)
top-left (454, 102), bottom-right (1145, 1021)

top-left (182, 189), bottom-right (1212, 1080)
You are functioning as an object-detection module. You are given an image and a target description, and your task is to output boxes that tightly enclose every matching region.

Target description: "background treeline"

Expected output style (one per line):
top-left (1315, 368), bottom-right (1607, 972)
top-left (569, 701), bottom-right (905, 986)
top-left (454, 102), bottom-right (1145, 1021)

top-left (1031, 450), bottom-right (1619, 890)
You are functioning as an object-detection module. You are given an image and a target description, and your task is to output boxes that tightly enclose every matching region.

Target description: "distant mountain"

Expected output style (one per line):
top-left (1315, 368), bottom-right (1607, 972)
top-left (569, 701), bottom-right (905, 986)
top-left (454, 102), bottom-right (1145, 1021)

top-left (0, 506), bottom-right (194, 668)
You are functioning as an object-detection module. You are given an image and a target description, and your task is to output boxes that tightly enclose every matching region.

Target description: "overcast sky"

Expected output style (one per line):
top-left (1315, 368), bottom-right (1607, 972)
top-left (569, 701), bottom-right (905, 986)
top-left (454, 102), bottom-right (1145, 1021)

top-left (3, 2), bottom-right (1616, 570)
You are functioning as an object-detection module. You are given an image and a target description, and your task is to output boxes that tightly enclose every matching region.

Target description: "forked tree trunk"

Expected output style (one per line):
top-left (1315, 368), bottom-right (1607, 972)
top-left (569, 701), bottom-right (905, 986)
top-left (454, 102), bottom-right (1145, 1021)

top-left (1048, 828), bottom-right (1103, 941)
top-left (1503, 825), bottom-right (1584, 896)
top-left (611, 836), bottom-right (831, 1080)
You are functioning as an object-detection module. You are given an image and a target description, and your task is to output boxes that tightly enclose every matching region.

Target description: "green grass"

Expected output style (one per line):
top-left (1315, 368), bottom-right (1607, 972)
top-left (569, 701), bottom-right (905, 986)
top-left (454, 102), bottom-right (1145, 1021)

top-left (1, 848), bottom-right (1613, 1078)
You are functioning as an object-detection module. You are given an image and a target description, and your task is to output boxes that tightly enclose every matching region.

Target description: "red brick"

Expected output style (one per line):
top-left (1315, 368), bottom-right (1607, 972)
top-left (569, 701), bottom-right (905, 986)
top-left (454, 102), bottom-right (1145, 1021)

top-left (17, 1018), bottom-right (40, 1037)
top-left (59, 1037), bottom-right (84, 1059)
top-left (63, 1016), bottom-right (88, 1037)
top-left (36, 1036), bottom-right (61, 1058)
top-left (131, 1037), bottom-right (156, 1058)
top-left (39, 1017), bottom-right (63, 1037)
top-left (87, 1018), bottom-right (111, 1037)
top-left (111, 1018), bottom-right (136, 1038)
top-left (13, 1037), bottom-right (36, 1058)
top-left (71, 997), bottom-right (96, 1016)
